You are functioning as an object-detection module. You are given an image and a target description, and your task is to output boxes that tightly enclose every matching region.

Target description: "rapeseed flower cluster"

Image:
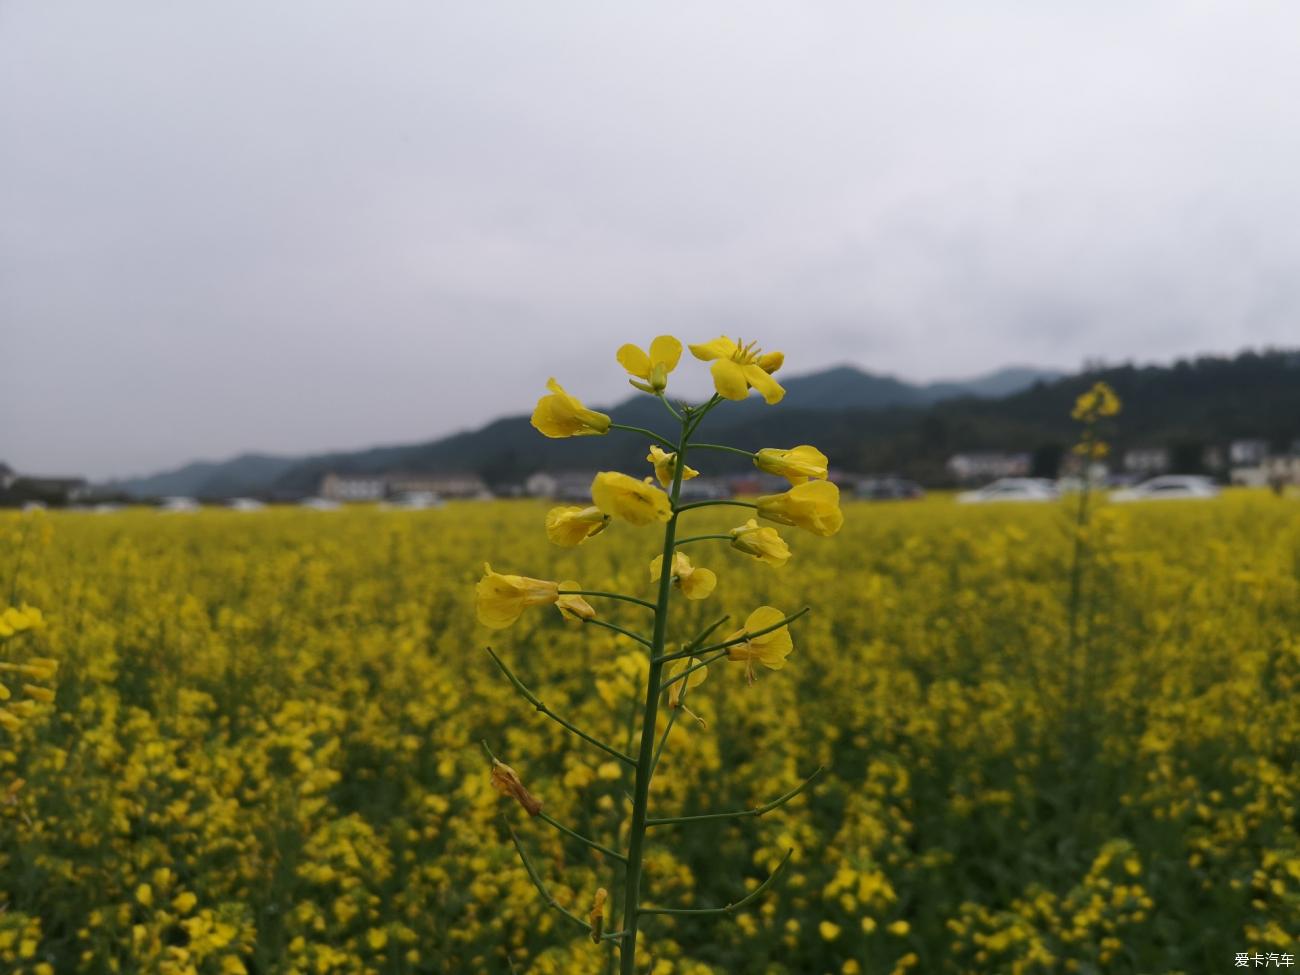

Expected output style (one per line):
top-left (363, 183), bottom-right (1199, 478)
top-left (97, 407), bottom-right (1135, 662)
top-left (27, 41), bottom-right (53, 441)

top-left (483, 335), bottom-right (839, 973)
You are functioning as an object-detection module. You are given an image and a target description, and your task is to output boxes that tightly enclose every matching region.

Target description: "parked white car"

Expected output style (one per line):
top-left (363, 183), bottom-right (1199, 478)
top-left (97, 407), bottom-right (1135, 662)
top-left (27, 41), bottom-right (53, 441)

top-left (159, 496), bottom-right (200, 512)
top-left (1110, 475), bottom-right (1220, 502)
top-left (299, 497), bottom-right (340, 511)
top-left (957, 478), bottom-right (1058, 503)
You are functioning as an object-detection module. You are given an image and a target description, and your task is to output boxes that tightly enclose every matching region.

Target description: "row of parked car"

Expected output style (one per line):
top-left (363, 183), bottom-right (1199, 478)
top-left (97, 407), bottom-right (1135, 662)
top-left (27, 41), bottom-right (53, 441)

top-left (956, 475), bottom-right (1221, 504)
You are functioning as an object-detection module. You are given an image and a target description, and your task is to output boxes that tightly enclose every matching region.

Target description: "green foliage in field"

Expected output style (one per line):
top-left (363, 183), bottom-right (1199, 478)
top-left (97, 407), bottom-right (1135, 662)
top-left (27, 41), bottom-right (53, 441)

top-left (1, 495), bottom-right (1298, 973)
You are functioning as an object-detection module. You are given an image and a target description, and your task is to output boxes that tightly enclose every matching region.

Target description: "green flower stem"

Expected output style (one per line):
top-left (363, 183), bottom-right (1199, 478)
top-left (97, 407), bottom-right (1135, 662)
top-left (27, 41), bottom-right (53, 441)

top-left (654, 607), bottom-right (810, 666)
top-left (507, 823), bottom-right (625, 941)
top-left (683, 614), bottom-right (731, 651)
top-left (485, 649), bottom-right (636, 767)
top-left (683, 394), bottom-right (723, 439)
top-left (674, 499), bottom-right (758, 514)
top-left (657, 649), bottom-right (728, 691)
top-left (647, 613), bottom-right (731, 780)
top-left (646, 766), bottom-right (825, 827)
top-left (618, 414), bottom-right (691, 975)
top-left (691, 443), bottom-right (755, 458)
top-left (648, 707), bottom-right (680, 779)
top-left (558, 590), bottom-right (657, 612)
top-left (609, 423), bottom-right (676, 451)
top-left (655, 393), bottom-right (684, 423)
top-left (538, 811), bottom-right (628, 863)
top-left (584, 618), bottom-right (653, 649)
top-left (673, 534), bottom-right (733, 546)
top-left (638, 848), bottom-right (794, 916)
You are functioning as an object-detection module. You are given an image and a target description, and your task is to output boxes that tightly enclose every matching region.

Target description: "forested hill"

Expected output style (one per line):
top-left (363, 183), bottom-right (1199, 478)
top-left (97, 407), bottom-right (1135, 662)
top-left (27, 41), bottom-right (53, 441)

top-left (110, 351), bottom-right (1299, 497)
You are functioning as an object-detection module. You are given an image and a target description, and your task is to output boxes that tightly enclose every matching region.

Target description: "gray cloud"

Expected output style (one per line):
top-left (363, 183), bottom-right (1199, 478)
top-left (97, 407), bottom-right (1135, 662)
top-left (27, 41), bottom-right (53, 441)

top-left (4, 1), bottom-right (1299, 478)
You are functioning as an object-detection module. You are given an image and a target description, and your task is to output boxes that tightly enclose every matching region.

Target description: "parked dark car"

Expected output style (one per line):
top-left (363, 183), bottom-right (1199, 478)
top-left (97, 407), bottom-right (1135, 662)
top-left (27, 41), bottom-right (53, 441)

top-left (856, 477), bottom-right (925, 501)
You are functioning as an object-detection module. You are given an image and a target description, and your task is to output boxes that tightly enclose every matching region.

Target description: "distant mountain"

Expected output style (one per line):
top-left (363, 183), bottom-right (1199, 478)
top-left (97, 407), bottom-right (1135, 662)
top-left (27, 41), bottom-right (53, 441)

top-left (104, 364), bottom-right (1057, 498)
top-left (104, 353), bottom-right (1300, 497)
top-left (921, 366), bottom-right (1063, 401)
top-left (108, 453), bottom-right (298, 500)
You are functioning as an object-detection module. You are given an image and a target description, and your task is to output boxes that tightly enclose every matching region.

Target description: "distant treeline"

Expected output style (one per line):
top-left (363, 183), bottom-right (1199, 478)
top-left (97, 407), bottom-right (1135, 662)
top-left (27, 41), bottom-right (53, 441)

top-left (272, 348), bottom-right (1297, 490)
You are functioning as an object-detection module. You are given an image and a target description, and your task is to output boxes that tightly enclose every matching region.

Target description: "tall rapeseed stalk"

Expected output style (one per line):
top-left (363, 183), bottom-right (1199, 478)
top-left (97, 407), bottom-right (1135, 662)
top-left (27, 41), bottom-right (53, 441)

top-left (475, 335), bottom-right (842, 973)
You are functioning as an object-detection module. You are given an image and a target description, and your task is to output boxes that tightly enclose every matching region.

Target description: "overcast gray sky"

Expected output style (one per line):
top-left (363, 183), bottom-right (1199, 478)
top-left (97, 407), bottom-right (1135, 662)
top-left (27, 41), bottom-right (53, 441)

top-left (4, 2), bottom-right (1299, 479)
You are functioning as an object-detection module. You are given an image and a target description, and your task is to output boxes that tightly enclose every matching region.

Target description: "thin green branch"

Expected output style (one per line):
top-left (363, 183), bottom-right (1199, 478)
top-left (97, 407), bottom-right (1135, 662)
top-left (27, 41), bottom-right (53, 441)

top-left (648, 707), bottom-right (680, 779)
top-left (538, 811), bottom-right (628, 863)
top-left (656, 607), bottom-right (811, 665)
top-left (658, 649), bottom-right (729, 691)
top-left (609, 423), bottom-right (676, 450)
top-left (683, 614), bottom-right (731, 652)
top-left (673, 534), bottom-right (733, 547)
top-left (638, 849), bottom-right (795, 916)
top-left (674, 499), bottom-right (758, 514)
top-left (558, 590), bottom-right (657, 612)
top-left (485, 648), bottom-right (636, 766)
top-left (585, 618), bottom-right (653, 649)
top-left (656, 393), bottom-right (684, 423)
top-left (648, 613), bottom-right (719, 780)
top-left (690, 443), bottom-right (755, 459)
top-left (507, 824), bottom-right (592, 931)
top-left (507, 823), bottom-right (626, 941)
top-left (683, 394), bottom-right (723, 439)
top-left (647, 766), bottom-right (825, 827)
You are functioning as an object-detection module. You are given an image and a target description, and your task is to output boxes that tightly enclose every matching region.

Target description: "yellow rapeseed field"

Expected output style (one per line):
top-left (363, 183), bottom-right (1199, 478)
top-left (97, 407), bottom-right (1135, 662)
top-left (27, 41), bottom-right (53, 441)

top-left (1, 491), bottom-right (1298, 974)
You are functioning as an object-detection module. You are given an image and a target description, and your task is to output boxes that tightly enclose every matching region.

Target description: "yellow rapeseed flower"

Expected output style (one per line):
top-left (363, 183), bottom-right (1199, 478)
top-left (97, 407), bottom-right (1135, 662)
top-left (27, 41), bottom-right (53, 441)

top-left (725, 606), bottom-right (794, 684)
top-left (591, 471), bottom-right (672, 526)
top-left (688, 336), bottom-right (786, 404)
top-left (474, 564), bottom-right (559, 629)
top-left (755, 480), bottom-right (843, 537)
top-left (27, 657), bottom-right (58, 681)
top-left (530, 378), bottom-right (612, 438)
top-left (649, 552), bottom-right (717, 601)
top-left (544, 505), bottom-right (610, 547)
top-left (665, 656), bottom-right (708, 726)
top-left (666, 657), bottom-right (707, 707)
top-left (754, 445), bottom-right (829, 485)
top-left (555, 581), bottom-right (597, 624)
top-left (729, 519), bottom-right (791, 567)
top-left (617, 335), bottom-right (682, 393)
top-left (489, 759), bottom-right (543, 816)
top-left (0, 605), bottom-right (43, 638)
top-left (1071, 380), bottom-right (1121, 421)
top-left (646, 446), bottom-right (699, 487)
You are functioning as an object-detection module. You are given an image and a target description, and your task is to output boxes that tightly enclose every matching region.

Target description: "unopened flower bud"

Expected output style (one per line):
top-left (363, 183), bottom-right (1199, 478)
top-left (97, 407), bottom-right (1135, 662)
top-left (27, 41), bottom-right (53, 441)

top-left (489, 760), bottom-right (543, 816)
top-left (589, 887), bottom-right (607, 943)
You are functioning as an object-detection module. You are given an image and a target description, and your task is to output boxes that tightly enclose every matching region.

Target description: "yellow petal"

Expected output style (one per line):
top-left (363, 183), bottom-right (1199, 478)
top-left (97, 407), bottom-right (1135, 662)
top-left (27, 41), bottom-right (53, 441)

top-left (667, 658), bottom-right (708, 708)
top-left (689, 336), bottom-right (738, 362)
top-left (743, 363), bottom-right (785, 404)
top-left (545, 506), bottom-right (608, 547)
top-left (648, 335), bottom-right (682, 371)
top-left (710, 358), bottom-right (750, 400)
top-left (680, 566), bottom-right (716, 601)
top-left (745, 605), bottom-right (786, 632)
top-left (556, 581), bottom-right (597, 623)
top-left (591, 471), bottom-right (672, 526)
top-left (616, 344), bottom-right (653, 380)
